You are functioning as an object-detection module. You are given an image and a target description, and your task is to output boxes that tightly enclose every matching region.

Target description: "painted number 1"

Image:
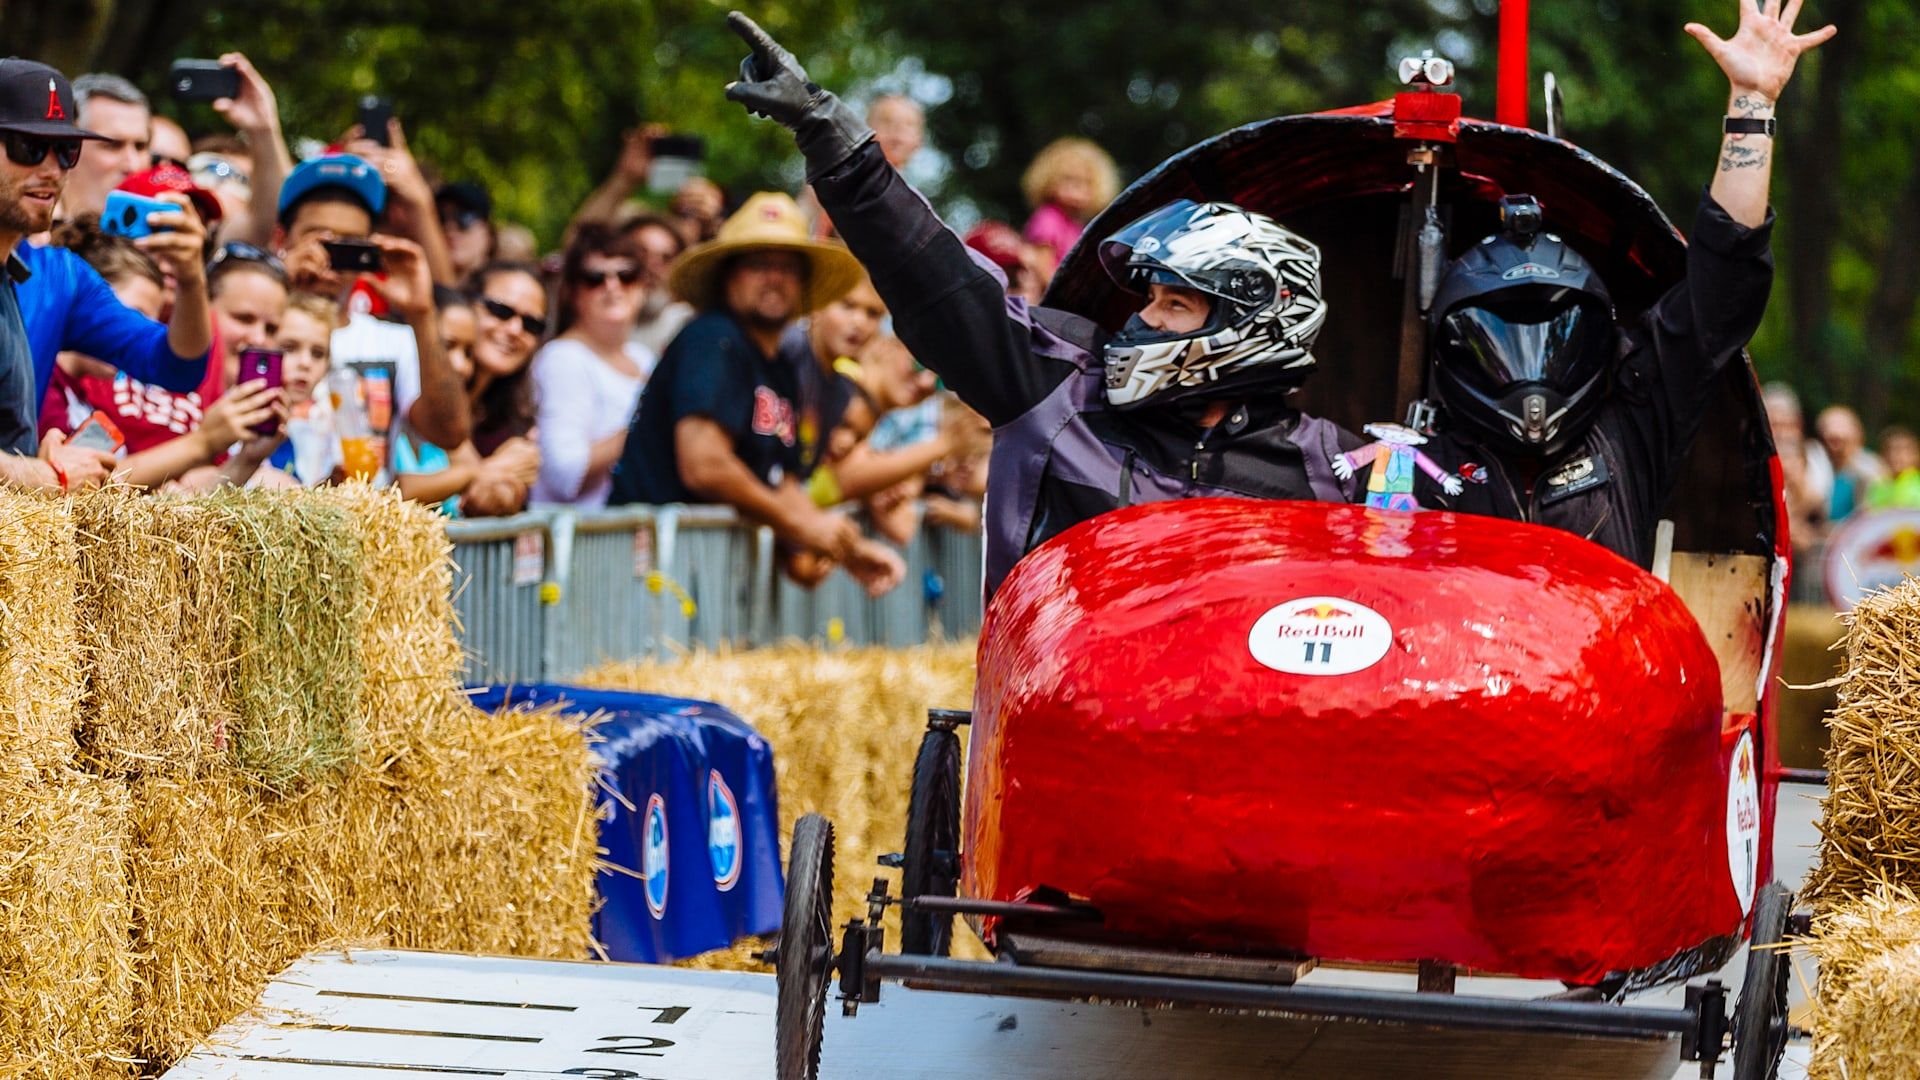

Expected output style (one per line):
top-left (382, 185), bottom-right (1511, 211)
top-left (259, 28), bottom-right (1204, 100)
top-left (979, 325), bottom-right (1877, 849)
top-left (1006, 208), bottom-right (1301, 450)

top-left (1301, 642), bottom-right (1333, 663)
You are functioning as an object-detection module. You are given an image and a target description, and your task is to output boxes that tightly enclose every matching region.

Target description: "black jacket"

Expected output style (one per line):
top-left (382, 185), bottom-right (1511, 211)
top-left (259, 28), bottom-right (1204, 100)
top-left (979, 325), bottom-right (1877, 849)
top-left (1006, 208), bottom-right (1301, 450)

top-left (1418, 193), bottom-right (1774, 567)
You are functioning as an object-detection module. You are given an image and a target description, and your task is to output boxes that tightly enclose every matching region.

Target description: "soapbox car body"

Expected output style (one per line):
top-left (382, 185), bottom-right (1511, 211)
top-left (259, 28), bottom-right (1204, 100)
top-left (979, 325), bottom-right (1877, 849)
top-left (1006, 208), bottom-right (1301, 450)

top-left (772, 76), bottom-right (1802, 1080)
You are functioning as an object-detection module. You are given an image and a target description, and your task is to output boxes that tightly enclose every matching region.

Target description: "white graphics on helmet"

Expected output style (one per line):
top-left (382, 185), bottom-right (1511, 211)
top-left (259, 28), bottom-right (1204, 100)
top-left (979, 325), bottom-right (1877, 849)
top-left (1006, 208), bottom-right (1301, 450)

top-left (1099, 199), bottom-right (1326, 408)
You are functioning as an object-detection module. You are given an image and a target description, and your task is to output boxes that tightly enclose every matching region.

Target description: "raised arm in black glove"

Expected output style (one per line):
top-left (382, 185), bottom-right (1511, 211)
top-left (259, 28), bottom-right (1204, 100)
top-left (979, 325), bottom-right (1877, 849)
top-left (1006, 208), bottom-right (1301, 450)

top-left (724, 12), bottom-right (874, 177)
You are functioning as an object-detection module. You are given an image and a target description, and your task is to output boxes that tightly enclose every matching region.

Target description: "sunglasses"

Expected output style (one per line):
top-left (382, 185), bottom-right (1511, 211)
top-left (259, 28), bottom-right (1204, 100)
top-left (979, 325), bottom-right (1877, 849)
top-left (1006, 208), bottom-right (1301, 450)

top-left (481, 297), bottom-right (548, 337)
top-left (4, 132), bottom-right (82, 170)
top-left (151, 153), bottom-right (190, 171)
top-left (578, 267), bottom-right (642, 289)
top-left (207, 241), bottom-right (288, 284)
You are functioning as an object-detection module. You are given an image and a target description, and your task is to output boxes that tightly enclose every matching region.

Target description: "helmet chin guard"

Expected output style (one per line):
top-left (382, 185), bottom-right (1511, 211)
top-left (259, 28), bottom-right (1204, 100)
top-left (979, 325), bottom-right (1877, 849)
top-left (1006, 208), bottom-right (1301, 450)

top-left (1098, 200), bottom-right (1326, 409)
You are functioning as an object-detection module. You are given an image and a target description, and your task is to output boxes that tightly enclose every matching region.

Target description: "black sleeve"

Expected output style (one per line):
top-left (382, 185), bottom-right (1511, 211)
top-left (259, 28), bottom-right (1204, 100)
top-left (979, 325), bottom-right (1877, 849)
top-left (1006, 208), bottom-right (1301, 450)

top-left (667, 322), bottom-right (754, 442)
top-left (811, 142), bottom-right (1077, 427)
top-left (1618, 189), bottom-right (1775, 499)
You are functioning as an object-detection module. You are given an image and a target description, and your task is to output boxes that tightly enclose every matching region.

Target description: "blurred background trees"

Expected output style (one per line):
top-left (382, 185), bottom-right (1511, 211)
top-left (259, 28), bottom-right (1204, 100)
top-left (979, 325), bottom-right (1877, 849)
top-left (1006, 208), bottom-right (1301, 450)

top-left (11, 0), bottom-right (1916, 426)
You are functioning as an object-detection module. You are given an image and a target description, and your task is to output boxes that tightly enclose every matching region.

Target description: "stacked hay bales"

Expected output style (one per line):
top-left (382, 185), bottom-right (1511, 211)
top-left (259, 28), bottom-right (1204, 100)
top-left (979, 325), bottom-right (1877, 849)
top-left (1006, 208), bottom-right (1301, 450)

top-left (0, 769), bottom-right (137, 1080)
top-left (1807, 578), bottom-right (1920, 1075)
top-left (1, 491), bottom-right (85, 772)
top-left (0, 492), bottom-right (137, 1080)
top-left (585, 642), bottom-right (978, 965)
top-left (1806, 888), bottom-right (1920, 1080)
top-left (2, 484), bottom-right (602, 1072)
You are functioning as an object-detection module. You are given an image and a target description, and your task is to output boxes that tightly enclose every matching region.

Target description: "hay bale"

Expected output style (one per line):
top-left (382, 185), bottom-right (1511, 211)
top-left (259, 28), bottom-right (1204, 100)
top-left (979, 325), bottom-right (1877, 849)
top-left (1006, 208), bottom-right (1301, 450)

top-left (0, 491), bottom-right (82, 775)
top-left (1779, 604), bottom-right (1844, 770)
top-left (583, 642), bottom-right (978, 965)
top-left (316, 485), bottom-right (466, 756)
top-left (128, 704), bottom-right (600, 1064)
top-left (75, 489), bottom-right (368, 787)
top-left (0, 769), bottom-right (138, 1079)
top-left (72, 489), bottom-right (234, 775)
top-left (1809, 578), bottom-right (1920, 905)
top-left (1807, 888), bottom-right (1920, 1079)
top-left (205, 488), bottom-right (368, 788)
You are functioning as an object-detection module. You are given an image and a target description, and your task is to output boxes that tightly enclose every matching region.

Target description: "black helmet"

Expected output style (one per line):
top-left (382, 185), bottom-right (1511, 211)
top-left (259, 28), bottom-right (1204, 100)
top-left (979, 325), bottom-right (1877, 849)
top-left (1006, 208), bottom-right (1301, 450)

top-left (1429, 199), bottom-right (1616, 457)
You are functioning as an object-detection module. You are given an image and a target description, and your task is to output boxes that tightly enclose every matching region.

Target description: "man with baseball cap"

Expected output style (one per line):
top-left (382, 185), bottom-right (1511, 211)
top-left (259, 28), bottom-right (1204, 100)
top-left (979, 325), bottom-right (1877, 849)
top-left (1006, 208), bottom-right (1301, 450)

top-left (611, 191), bottom-right (904, 596)
top-left (271, 152), bottom-right (469, 454)
top-left (0, 57), bottom-right (211, 491)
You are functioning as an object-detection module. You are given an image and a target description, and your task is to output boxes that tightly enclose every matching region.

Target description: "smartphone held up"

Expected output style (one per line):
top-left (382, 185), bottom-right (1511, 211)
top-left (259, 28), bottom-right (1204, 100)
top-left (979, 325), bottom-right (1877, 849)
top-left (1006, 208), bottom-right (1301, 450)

top-left (237, 348), bottom-right (285, 437)
top-left (169, 59), bottom-right (241, 103)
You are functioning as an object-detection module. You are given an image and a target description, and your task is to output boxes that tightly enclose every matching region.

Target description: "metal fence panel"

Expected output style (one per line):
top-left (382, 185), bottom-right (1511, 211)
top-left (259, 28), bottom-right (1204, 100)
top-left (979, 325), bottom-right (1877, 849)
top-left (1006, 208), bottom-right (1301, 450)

top-left (552, 507), bottom-right (662, 678)
top-left (448, 512), bottom-right (557, 686)
top-left (928, 522), bottom-right (986, 640)
top-left (448, 505), bottom-right (988, 679)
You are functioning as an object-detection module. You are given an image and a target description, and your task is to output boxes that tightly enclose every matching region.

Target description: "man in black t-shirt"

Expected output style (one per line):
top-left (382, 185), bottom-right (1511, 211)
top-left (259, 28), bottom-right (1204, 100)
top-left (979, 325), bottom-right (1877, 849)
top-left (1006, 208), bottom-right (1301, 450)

top-left (609, 192), bottom-right (904, 596)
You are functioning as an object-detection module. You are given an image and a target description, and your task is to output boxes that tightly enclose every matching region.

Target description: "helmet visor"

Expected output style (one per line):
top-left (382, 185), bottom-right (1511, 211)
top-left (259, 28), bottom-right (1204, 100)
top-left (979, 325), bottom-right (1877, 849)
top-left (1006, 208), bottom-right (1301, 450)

top-left (1097, 199), bottom-right (1205, 294)
top-left (1435, 293), bottom-right (1613, 396)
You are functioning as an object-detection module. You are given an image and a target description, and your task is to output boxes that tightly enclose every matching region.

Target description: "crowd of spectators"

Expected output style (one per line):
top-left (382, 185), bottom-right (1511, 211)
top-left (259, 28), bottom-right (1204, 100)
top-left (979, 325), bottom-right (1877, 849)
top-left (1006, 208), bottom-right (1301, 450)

top-left (0, 54), bottom-right (1035, 598)
top-left (1766, 382), bottom-right (1920, 553)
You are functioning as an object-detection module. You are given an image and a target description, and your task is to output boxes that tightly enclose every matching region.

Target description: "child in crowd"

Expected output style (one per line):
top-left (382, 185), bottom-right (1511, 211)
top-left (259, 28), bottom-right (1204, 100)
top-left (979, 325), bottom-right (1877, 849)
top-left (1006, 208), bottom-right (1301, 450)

top-left (1020, 137), bottom-right (1119, 270)
top-left (262, 292), bottom-right (343, 486)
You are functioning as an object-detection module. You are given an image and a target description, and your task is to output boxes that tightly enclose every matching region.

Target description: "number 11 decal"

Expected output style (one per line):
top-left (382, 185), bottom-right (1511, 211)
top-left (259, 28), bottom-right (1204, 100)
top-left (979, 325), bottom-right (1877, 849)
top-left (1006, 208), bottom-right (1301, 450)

top-left (1300, 641), bottom-right (1333, 663)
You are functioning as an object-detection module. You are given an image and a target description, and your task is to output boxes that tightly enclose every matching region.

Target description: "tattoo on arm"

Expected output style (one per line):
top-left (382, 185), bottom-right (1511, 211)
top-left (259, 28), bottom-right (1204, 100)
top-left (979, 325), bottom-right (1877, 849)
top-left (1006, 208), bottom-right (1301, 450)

top-left (1720, 142), bottom-right (1771, 172)
top-left (1731, 93), bottom-right (1775, 117)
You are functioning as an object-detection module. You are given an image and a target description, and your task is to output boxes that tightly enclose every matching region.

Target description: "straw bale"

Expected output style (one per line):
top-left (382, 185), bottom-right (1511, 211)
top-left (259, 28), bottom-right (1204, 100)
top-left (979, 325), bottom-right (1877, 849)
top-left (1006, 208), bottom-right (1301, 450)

top-left (584, 642), bottom-right (979, 966)
top-left (74, 489), bottom-right (370, 787)
top-left (1809, 578), bottom-right (1920, 905)
top-left (1807, 888), bottom-right (1920, 1079)
top-left (0, 491), bottom-right (81, 775)
top-left (72, 489), bottom-right (233, 775)
top-left (128, 704), bottom-right (600, 1064)
top-left (315, 484), bottom-right (467, 756)
top-left (0, 769), bottom-right (138, 1079)
top-left (204, 488), bottom-right (368, 788)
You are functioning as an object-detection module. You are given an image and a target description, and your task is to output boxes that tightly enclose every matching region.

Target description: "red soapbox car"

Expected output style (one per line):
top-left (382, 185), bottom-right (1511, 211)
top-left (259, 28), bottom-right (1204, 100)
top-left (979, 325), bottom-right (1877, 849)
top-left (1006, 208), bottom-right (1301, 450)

top-left (771, 62), bottom-right (1804, 1080)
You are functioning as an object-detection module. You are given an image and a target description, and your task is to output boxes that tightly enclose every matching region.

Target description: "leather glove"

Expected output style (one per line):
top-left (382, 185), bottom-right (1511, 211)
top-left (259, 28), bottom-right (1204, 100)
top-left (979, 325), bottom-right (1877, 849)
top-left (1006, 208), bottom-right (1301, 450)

top-left (724, 11), bottom-right (874, 177)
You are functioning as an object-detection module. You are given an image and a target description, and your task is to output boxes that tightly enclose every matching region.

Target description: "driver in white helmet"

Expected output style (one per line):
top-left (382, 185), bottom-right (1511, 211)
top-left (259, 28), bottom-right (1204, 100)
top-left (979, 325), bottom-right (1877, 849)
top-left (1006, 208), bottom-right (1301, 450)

top-left (720, 12), bottom-right (1363, 599)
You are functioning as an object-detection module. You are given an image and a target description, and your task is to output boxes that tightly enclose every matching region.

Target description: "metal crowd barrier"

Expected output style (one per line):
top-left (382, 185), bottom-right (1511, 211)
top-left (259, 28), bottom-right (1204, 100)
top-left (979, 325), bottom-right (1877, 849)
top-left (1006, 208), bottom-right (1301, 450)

top-left (447, 505), bottom-right (985, 683)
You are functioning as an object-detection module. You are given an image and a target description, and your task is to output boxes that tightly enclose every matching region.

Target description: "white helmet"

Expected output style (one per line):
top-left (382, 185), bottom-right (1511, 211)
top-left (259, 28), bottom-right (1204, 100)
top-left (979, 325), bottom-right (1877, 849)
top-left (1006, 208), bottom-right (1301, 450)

top-left (1097, 199), bottom-right (1327, 408)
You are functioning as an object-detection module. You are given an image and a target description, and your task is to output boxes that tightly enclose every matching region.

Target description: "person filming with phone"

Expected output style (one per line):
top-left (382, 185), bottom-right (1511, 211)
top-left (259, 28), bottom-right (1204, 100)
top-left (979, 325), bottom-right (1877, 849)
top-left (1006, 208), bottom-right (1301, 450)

top-left (0, 58), bottom-right (212, 492)
top-left (272, 153), bottom-right (468, 456)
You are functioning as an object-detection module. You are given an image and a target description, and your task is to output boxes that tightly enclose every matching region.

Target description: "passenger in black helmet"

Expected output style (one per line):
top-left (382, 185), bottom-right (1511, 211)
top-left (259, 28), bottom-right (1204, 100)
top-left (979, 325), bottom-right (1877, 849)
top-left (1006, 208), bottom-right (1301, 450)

top-left (718, 11), bottom-right (1364, 600)
top-left (1411, 0), bottom-right (1834, 567)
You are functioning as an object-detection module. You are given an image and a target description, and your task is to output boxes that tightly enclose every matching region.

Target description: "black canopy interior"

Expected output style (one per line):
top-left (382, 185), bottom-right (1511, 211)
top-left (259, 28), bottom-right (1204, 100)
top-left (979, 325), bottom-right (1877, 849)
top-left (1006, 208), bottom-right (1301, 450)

top-left (1043, 108), bottom-right (1779, 557)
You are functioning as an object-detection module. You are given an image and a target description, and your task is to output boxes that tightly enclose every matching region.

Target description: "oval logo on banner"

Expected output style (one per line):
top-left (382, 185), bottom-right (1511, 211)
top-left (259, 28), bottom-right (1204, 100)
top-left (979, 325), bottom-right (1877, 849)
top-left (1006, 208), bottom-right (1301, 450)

top-left (1248, 597), bottom-right (1394, 676)
top-left (1726, 731), bottom-right (1761, 915)
top-left (708, 770), bottom-right (742, 892)
top-left (643, 793), bottom-right (670, 919)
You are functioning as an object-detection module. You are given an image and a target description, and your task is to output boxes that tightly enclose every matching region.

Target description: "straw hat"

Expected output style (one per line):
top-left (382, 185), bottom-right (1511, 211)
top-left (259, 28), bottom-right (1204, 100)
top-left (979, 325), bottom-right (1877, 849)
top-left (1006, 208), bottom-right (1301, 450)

top-left (668, 192), bottom-right (865, 313)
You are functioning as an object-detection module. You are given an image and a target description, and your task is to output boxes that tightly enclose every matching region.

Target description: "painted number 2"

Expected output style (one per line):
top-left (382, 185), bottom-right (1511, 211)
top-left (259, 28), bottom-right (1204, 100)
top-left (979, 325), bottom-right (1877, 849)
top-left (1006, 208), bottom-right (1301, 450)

top-left (1300, 641), bottom-right (1334, 663)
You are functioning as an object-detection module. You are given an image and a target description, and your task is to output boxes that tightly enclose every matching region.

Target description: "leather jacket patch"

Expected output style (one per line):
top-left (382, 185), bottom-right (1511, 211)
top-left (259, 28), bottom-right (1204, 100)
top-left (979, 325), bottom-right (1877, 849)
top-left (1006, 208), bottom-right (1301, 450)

top-left (1539, 454), bottom-right (1611, 506)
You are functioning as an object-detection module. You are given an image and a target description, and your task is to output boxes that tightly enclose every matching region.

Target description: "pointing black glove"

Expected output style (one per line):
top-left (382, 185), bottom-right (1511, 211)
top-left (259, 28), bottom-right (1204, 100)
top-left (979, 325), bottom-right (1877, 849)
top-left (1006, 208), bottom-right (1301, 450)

top-left (724, 11), bottom-right (874, 177)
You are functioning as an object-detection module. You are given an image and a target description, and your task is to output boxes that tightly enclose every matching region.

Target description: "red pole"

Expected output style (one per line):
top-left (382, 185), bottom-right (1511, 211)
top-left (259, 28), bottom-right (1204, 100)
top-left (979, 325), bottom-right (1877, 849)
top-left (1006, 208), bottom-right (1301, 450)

top-left (1497, 0), bottom-right (1530, 128)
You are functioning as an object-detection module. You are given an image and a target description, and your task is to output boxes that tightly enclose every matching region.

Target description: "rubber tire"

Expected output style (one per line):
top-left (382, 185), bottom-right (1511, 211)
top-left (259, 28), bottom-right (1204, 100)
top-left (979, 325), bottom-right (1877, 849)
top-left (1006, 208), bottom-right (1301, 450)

top-left (776, 814), bottom-right (835, 1080)
top-left (1733, 882), bottom-right (1792, 1080)
top-left (900, 728), bottom-right (961, 956)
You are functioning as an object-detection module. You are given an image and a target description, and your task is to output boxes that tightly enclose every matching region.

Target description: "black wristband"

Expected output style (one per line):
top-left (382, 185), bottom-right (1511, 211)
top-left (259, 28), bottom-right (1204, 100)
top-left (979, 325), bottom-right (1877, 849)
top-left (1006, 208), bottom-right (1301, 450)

top-left (1725, 116), bottom-right (1776, 137)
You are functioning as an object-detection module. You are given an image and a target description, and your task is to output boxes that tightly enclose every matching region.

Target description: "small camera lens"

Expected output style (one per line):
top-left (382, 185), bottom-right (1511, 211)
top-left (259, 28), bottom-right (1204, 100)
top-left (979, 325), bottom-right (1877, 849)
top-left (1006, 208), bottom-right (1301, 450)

top-left (123, 207), bottom-right (136, 227)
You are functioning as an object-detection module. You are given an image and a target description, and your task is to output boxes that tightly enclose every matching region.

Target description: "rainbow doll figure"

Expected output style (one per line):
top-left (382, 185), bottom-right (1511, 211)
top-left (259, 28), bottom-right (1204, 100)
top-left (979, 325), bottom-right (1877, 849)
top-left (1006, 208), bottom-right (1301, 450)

top-left (1331, 422), bottom-right (1465, 511)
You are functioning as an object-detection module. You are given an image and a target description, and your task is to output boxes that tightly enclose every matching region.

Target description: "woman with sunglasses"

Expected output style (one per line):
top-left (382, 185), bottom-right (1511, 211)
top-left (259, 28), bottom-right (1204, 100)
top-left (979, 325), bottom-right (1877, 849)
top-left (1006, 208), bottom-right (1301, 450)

top-left (444, 261), bottom-right (548, 516)
top-left (528, 225), bottom-right (655, 507)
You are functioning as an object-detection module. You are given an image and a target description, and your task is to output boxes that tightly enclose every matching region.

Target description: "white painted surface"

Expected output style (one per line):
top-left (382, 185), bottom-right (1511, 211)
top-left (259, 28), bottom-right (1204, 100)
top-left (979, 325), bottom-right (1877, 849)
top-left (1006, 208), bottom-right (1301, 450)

top-left (166, 788), bottom-right (1827, 1080)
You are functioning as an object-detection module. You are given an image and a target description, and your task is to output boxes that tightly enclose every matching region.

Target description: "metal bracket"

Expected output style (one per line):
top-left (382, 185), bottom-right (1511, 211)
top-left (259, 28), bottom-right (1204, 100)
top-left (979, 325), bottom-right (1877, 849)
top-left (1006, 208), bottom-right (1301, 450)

top-left (1681, 978), bottom-right (1728, 1077)
top-left (927, 708), bottom-right (972, 731)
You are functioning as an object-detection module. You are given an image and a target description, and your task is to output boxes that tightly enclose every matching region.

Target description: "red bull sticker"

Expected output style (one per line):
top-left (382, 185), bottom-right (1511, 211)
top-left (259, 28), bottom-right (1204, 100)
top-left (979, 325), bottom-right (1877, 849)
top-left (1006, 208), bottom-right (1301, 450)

top-left (1248, 596), bottom-right (1393, 676)
top-left (1726, 731), bottom-right (1760, 915)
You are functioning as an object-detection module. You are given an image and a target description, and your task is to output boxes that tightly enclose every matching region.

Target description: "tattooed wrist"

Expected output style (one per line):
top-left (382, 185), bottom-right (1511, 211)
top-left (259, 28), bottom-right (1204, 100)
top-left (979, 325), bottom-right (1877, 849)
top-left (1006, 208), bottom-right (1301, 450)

top-left (1719, 142), bottom-right (1771, 172)
top-left (1728, 91), bottom-right (1777, 117)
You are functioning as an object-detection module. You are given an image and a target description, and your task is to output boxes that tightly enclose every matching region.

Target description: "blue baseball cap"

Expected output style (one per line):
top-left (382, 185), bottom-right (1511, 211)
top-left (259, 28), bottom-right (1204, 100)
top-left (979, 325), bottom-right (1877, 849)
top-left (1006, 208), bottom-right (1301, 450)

top-left (277, 154), bottom-right (387, 224)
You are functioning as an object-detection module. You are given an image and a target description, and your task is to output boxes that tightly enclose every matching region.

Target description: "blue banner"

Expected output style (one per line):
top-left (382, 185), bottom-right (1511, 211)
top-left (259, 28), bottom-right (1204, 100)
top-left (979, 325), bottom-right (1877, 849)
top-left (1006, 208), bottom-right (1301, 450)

top-left (468, 684), bottom-right (784, 963)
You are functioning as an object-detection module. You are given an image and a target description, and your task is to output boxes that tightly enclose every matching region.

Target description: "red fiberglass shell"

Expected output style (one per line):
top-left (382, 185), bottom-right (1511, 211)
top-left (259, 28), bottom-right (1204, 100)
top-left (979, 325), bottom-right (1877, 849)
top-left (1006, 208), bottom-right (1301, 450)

top-left (966, 498), bottom-right (1749, 985)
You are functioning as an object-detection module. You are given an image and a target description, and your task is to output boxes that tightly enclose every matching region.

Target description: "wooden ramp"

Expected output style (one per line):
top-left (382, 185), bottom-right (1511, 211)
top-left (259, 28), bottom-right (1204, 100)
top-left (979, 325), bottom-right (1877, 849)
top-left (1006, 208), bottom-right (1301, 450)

top-left (164, 950), bottom-right (1689, 1080)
